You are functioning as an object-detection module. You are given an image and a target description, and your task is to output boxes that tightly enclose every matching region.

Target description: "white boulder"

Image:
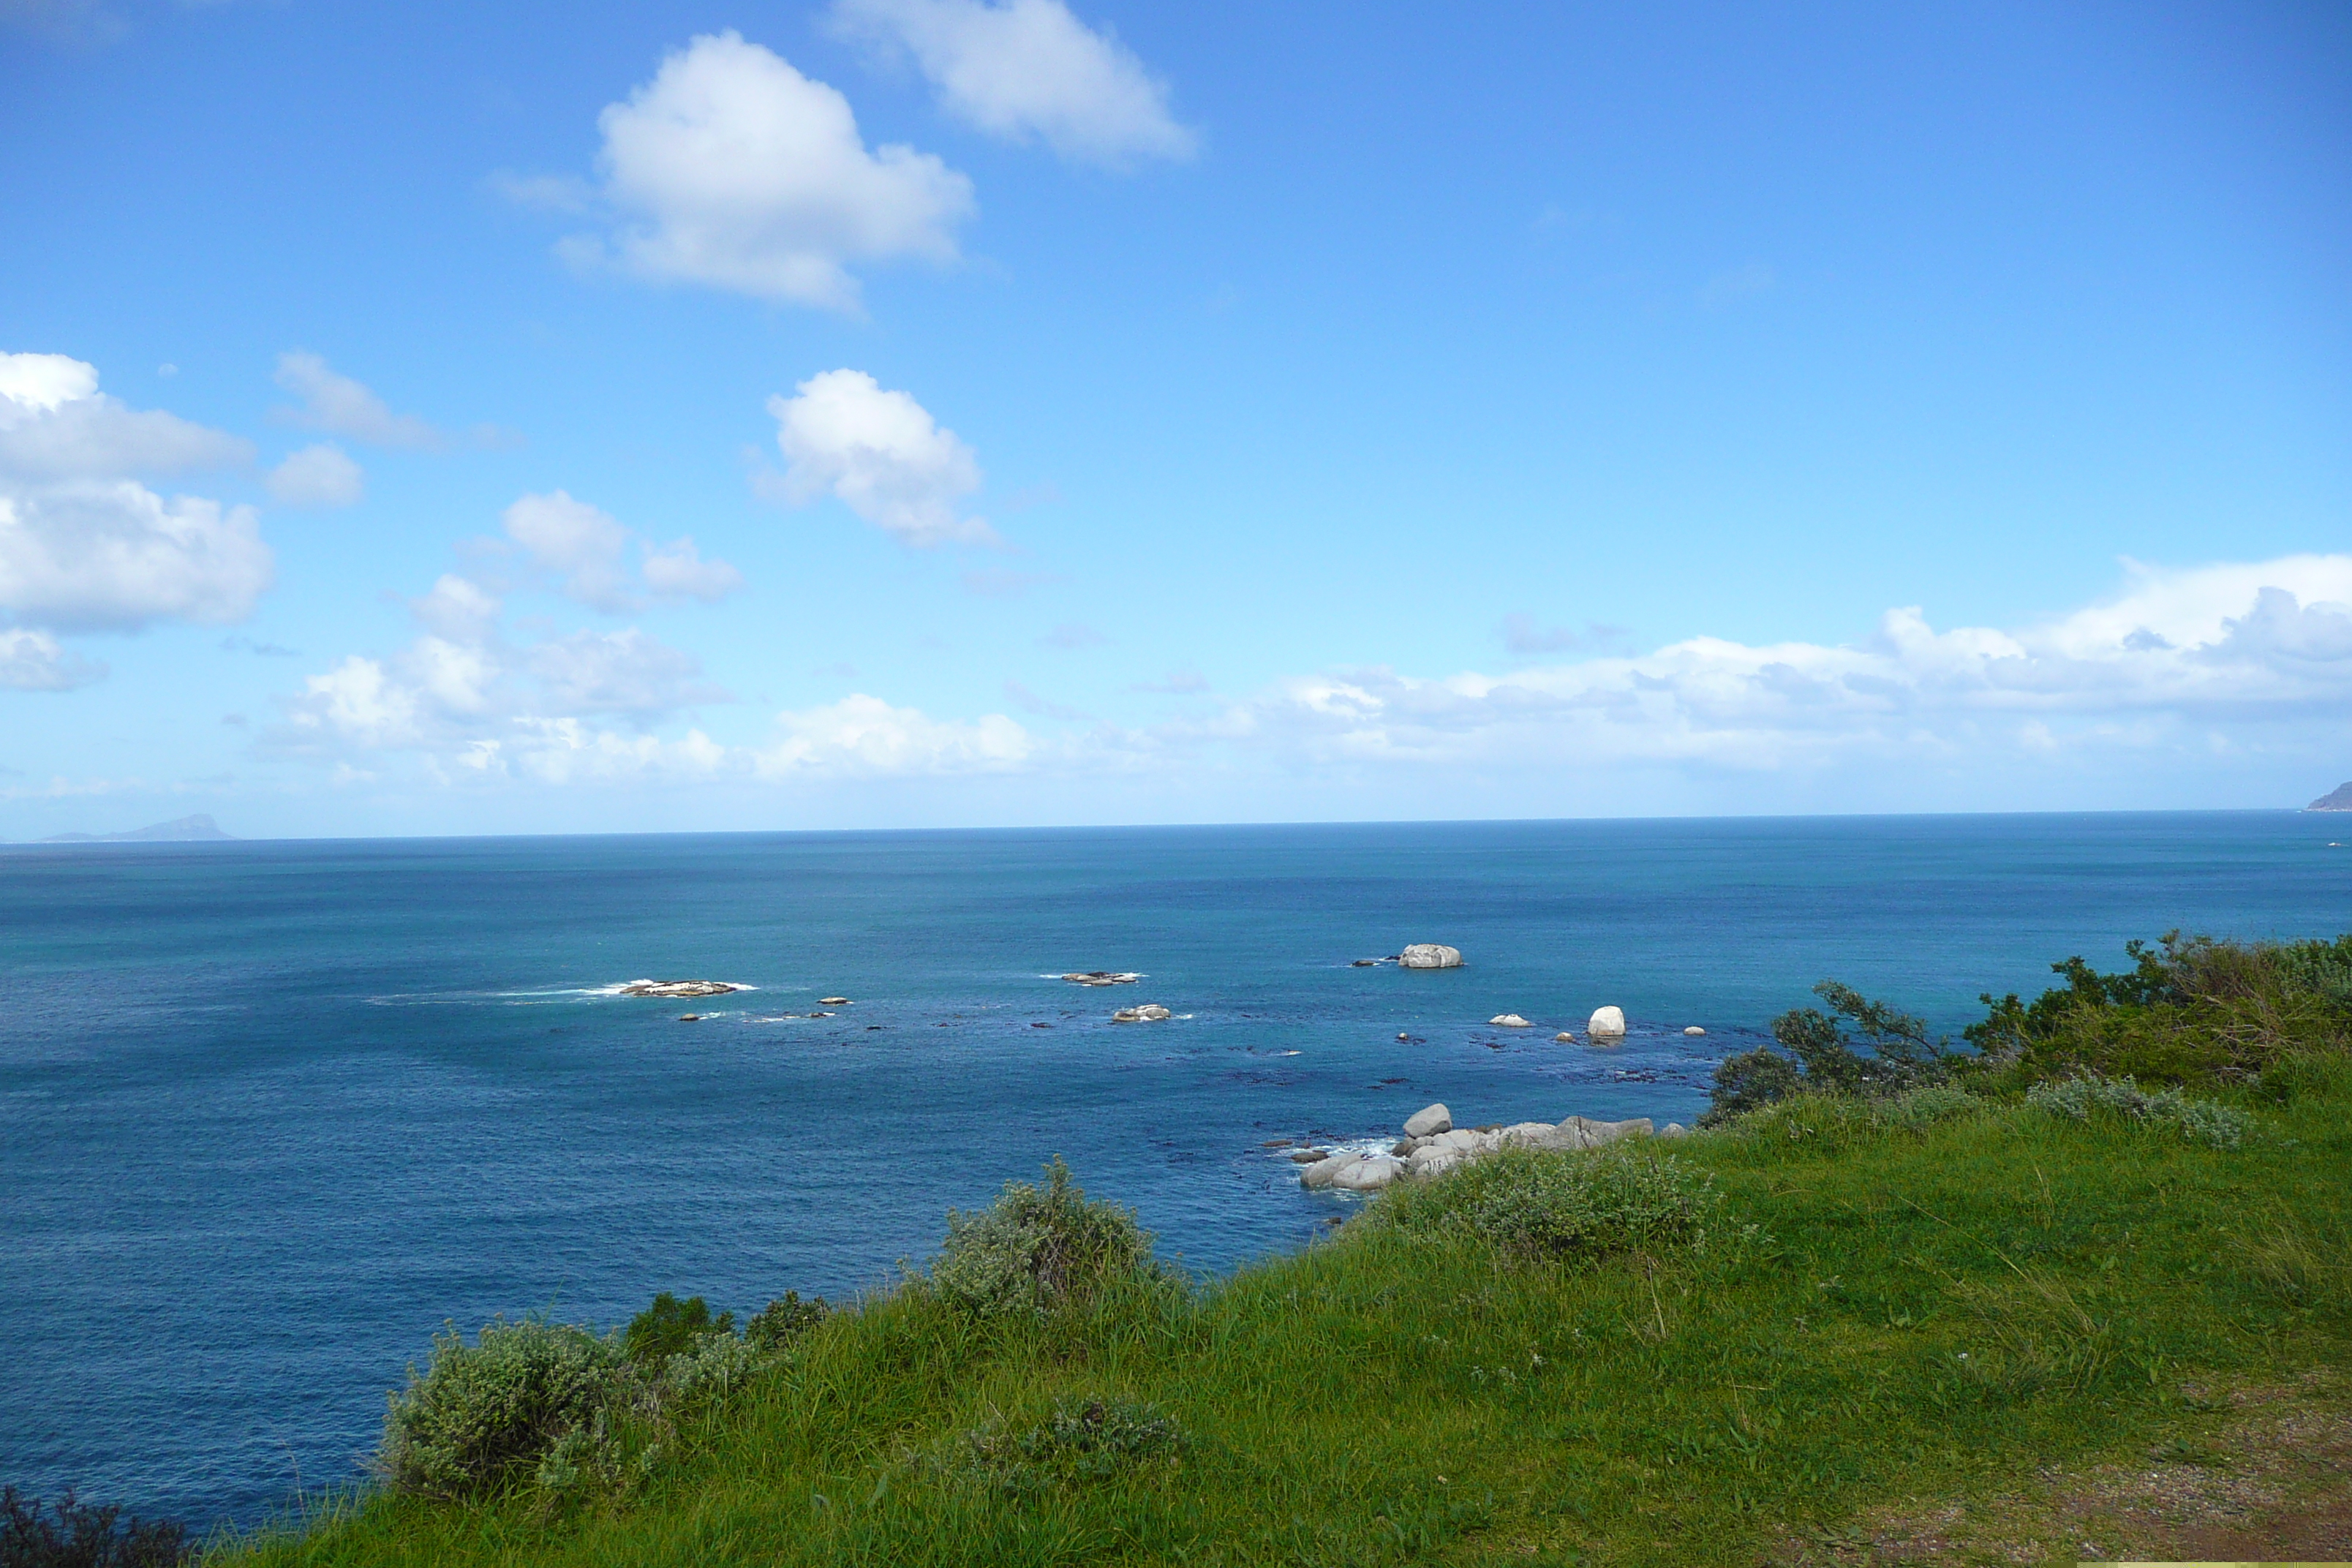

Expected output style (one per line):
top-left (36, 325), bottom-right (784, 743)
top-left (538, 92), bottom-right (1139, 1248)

top-left (1489, 1014), bottom-right (1531, 1028)
top-left (1588, 1005), bottom-right (1627, 1037)
top-left (1684, 1025), bottom-right (1707, 1036)
top-left (1112, 1004), bottom-right (1172, 1022)
top-left (1399, 944), bottom-right (1463, 970)
top-left (1529, 1115), bottom-right (1652, 1150)
top-left (1403, 1102), bottom-right (1452, 1138)
top-left (1331, 1156), bottom-right (1406, 1191)
top-left (1298, 1152), bottom-right (1365, 1190)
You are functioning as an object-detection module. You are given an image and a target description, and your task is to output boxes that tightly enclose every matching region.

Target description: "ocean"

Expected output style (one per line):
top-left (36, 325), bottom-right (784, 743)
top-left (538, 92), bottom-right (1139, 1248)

top-left (1, 811), bottom-right (2343, 1527)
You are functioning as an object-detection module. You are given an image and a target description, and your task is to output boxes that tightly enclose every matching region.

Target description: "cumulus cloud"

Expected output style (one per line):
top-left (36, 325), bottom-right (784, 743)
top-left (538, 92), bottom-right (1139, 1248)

top-left (641, 535), bottom-right (745, 603)
top-left (0, 350), bottom-right (251, 481)
top-left (827, 0), bottom-right (1194, 168)
top-left (265, 443), bottom-right (363, 508)
top-left (1186, 554), bottom-right (2352, 775)
top-left (500, 491), bottom-right (745, 609)
top-left (279, 572), bottom-right (729, 769)
top-left (767, 369), bottom-right (994, 546)
top-left (0, 627), bottom-right (105, 691)
top-left (272, 352), bottom-right (444, 449)
top-left (753, 692), bottom-right (1031, 777)
top-left (502, 490), bottom-right (634, 611)
top-left (560, 31), bottom-right (975, 312)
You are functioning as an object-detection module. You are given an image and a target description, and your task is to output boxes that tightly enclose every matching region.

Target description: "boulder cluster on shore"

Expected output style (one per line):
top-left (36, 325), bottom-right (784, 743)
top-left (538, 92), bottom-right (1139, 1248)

top-left (1294, 1101), bottom-right (1686, 1192)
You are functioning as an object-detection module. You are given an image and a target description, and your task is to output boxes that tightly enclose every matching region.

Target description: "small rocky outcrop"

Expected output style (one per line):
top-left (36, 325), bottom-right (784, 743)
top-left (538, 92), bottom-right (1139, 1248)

top-left (1554, 1031), bottom-right (1575, 1042)
top-left (820, 996), bottom-right (851, 1006)
top-left (1112, 1004), bottom-right (1173, 1023)
top-left (1588, 1005), bottom-right (1627, 1036)
top-left (1489, 1013), bottom-right (1531, 1028)
top-left (1403, 1102), bottom-right (1452, 1138)
top-left (1063, 971), bottom-right (1142, 986)
top-left (620, 980), bottom-right (745, 999)
top-left (1398, 944), bottom-right (1463, 970)
top-left (1684, 1025), bottom-right (1706, 1036)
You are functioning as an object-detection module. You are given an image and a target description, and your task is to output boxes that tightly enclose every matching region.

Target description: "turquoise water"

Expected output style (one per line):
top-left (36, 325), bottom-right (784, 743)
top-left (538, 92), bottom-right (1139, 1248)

top-left (1, 812), bottom-right (2343, 1525)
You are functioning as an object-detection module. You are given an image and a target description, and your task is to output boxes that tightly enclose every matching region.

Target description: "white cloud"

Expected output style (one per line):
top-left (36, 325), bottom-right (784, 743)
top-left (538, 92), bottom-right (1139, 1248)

top-left (767, 369), bottom-right (993, 546)
top-left (569, 31), bottom-right (975, 312)
top-left (502, 490), bottom-right (634, 611)
top-left (265, 443), bottom-right (364, 508)
top-left (499, 491), bottom-right (744, 608)
top-left (1185, 554), bottom-right (2352, 775)
top-left (272, 352), bottom-right (442, 449)
top-left (529, 627), bottom-right (727, 715)
top-left (0, 627), bottom-right (105, 690)
top-left (641, 535), bottom-right (745, 603)
top-left (0, 482), bottom-right (272, 632)
top-left (754, 692), bottom-right (1031, 777)
top-left (828, 0), bottom-right (1195, 168)
top-left (0, 350), bottom-right (251, 481)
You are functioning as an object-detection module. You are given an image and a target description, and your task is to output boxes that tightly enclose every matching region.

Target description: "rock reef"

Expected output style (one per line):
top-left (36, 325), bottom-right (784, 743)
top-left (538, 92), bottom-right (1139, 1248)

top-left (620, 980), bottom-right (745, 999)
top-left (1297, 1101), bottom-right (1680, 1192)
top-left (1063, 971), bottom-right (1143, 986)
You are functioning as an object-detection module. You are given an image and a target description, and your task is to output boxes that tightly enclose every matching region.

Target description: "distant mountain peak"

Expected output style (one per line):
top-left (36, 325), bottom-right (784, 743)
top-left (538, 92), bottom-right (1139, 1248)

top-left (2307, 783), bottom-right (2352, 812)
top-left (40, 813), bottom-right (236, 843)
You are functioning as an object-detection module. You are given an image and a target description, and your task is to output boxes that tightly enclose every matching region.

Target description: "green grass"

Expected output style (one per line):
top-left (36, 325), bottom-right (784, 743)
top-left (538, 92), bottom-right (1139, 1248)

top-left (215, 1072), bottom-right (2352, 1567)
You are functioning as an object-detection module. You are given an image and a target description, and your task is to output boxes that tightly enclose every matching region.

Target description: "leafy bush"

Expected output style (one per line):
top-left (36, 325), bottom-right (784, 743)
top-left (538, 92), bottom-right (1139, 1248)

top-left (1872, 1082), bottom-right (1981, 1131)
top-left (2025, 1073), bottom-right (2251, 1149)
top-left (1382, 1145), bottom-right (1716, 1260)
top-left (1703, 981), bottom-right (1951, 1126)
top-left (931, 1158), bottom-right (1159, 1319)
top-left (1965, 932), bottom-right (2351, 1091)
top-left (622, 1293), bottom-right (734, 1367)
top-left (379, 1317), bottom-right (625, 1499)
top-left (745, 1291), bottom-right (829, 1352)
top-left (943, 1397), bottom-right (1187, 1494)
top-left (0, 1488), bottom-right (189, 1567)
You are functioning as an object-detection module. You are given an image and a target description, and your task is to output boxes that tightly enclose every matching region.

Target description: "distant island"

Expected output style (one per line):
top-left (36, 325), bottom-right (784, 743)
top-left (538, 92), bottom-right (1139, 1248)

top-left (40, 813), bottom-right (236, 843)
top-left (2308, 783), bottom-right (2352, 812)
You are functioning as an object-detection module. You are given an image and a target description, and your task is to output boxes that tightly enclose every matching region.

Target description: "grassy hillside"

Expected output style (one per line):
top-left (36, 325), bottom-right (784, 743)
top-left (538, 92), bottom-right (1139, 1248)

top-left (214, 937), bottom-right (2352, 1567)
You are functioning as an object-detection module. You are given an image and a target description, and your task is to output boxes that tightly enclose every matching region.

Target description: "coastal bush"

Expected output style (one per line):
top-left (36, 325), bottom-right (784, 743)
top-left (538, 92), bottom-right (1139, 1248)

top-left (1964, 932), bottom-right (2351, 1092)
top-left (1702, 981), bottom-right (1951, 1125)
top-left (378, 1317), bottom-right (625, 1499)
top-left (0, 1487), bottom-right (189, 1567)
top-left (1379, 1144), bottom-right (1716, 1260)
top-left (745, 1291), bottom-right (829, 1352)
top-left (1872, 1082), bottom-right (1980, 1131)
top-left (930, 1157), bottom-right (1159, 1319)
top-left (622, 1293), bottom-right (734, 1367)
top-left (2024, 1072), bottom-right (2250, 1149)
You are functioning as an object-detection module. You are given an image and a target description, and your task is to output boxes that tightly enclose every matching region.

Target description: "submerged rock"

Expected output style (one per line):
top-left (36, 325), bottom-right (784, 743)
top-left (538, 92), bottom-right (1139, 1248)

top-left (1588, 1005), bottom-right (1627, 1037)
top-left (1112, 1003), bottom-right (1173, 1023)
top-left (1398, 944), bottom-right (1463, 970)
top-left (620, 979), bottom-right (745, 999)
top-left (1403, 1102), bottom-right (1452, 1138)
top-left (1489, 1013), bottom-right (1531, 1028)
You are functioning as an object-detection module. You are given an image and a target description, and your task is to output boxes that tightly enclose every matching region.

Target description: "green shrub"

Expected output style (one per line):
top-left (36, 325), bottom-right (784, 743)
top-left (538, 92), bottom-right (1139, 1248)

top-left (1381, 1145), bottom-right (1716, 1260)
top-left (2024, 1073), bottom-right (2250, 1149)
top-left (378, 1318), bottom-right (625, 1499)
top-left (1964, 932), bottom-right (2351, 1091)
top-left (931, 1158), bottom-right (1159, 1319)
top-left (745, 1291), bottom-right (829, 1351)
top-left (942, 1396), bottom-right (1187, 1495)
top-left (1871, 1082), bottom-right (1981, 1132)
top-left (1, 1487), bottom-right (189, 1567)
top-left (1703, 981), bottom-right (1951, 1125)
top-left (622, 1292), bottom-right (734, 1367)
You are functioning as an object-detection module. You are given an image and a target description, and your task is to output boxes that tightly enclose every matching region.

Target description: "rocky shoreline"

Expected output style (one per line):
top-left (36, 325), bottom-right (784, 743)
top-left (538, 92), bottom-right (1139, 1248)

top-left (1294, 1101), bottom-right (1686, 1192)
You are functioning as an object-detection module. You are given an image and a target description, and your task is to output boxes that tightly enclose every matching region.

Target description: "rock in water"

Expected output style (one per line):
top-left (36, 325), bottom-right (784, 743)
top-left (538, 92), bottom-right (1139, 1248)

top-left (820, 996), bottom-right (851, 1005)
top-left (1588, 1005), bottom-right (1627, 1037)
top-left (1299, 1152), bottom-right (1365, 1190)
top-left (1554, 1032), bottom-right (1575, 1043)
top-left (1684, 1025), bottom-right (1706, 1036)
top-left (1332, 1156), bottom-right (1405, 1191)
top-left (1489, 1013), bottom-right (1531, 1028)
top-left (1403, 1102), bottom-right (1452, 1138)
top-left (1398, 944), bottom-right (1463, 970)
top-left (1112, 1003), bottom-right (1172, 1022)
top-left (620, 979), bottom-right (745, 999)
top-left (1062, 971), bottom-right (1142, 985)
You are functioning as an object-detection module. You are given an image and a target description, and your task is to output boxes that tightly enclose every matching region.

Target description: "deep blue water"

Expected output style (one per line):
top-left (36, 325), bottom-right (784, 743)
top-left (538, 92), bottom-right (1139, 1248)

top-left (1, 813), bottom-right (2345, 1527)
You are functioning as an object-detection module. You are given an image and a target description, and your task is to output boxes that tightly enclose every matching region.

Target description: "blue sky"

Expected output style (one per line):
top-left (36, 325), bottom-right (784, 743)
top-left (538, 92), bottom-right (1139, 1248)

top-left (2, 0), bottom-right (2347, 837)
